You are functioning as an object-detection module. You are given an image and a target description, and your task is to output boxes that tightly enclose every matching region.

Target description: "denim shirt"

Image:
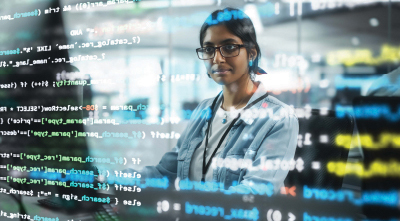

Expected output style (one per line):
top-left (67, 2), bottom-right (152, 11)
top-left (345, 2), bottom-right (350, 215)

top-left (141, 81), bottom-right (299, 194)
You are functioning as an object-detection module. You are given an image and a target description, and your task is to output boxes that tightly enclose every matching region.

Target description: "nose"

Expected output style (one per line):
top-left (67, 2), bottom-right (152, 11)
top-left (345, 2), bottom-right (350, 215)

top-left (213, 47), bottom-right (225, 64)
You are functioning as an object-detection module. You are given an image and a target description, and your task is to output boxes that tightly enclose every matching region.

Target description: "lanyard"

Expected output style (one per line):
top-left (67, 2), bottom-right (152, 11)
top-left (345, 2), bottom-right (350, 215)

top-left (201, 92), bottom-right (269, 182)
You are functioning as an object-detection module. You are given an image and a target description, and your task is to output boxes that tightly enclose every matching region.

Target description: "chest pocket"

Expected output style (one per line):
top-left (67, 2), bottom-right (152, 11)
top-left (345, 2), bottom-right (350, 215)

top-left (222, 154), bottom-right (244, 189)
top-left (236, 149), bottom-right (258, 183)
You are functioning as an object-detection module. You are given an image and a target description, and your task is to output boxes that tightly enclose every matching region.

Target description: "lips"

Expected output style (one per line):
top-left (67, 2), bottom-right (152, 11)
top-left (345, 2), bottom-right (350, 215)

top-left (213, 69), bottom-right (231, 74)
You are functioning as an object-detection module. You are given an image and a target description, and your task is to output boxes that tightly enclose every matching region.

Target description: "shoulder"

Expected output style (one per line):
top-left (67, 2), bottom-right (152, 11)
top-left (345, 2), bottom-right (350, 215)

top-left (258, 96), bottom-right (299, 142)
top-left (265, 95), bottom-right (292, 110)
top-left (189, 95), bottom-right (219, 120)
top-left (245, 94), bottom-right (299, 137)
top-left (193, 96), bottom-right (217, 114)
top-left (264, 95), bottom-right (297, 120)
top-left (240, 94), bottom-right (298, 136)
top-left (253, 81), bottom-right (296, 120)
top-left (196, 96), bottom-right (215, 109)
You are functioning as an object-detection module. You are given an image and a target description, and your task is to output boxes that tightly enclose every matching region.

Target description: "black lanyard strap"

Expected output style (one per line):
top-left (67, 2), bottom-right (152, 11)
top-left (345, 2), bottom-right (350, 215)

top-left (201, 92), bottom-right (269, 182)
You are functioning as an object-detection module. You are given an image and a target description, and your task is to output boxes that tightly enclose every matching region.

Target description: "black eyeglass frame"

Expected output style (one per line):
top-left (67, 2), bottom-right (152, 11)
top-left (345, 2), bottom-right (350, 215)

top-left (196, 44), bottom-right (248, 60)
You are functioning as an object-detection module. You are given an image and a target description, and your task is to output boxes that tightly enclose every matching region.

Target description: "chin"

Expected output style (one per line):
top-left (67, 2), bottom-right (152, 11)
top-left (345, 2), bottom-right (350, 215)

top-left (211, 76), bottom-right (231, 86)
top-left (215, 81), bottom-right (227, 86)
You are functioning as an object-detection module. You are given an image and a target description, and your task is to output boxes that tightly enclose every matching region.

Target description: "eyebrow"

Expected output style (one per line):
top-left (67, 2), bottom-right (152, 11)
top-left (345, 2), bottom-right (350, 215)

top-left (203, 38), bottom-right (239, 46)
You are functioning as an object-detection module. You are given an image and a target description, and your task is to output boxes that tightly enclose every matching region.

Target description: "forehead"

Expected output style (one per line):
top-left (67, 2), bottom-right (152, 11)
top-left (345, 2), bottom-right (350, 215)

top-left (202, 25), bottom-right (243, 46)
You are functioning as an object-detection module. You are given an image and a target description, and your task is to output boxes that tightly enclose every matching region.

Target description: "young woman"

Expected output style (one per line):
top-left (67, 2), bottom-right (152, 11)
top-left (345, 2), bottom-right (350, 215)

top-left (139, 7), bottom-right (298, 194)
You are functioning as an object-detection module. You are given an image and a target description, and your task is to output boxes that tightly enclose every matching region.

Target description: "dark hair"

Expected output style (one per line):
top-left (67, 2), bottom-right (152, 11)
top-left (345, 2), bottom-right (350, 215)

top-left (199, 7), bottom-right (262, 78)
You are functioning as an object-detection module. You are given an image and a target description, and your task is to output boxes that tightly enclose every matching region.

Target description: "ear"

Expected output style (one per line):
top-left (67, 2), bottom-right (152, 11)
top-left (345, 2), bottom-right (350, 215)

top-left (248, 47), bottom-right (257, 61)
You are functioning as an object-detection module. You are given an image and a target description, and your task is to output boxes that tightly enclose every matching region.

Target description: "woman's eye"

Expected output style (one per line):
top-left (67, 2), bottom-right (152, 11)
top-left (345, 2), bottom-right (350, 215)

top-left (205, 47), bottom-right (214, 53)
top-left (224, 45), bottom-right (236, 50)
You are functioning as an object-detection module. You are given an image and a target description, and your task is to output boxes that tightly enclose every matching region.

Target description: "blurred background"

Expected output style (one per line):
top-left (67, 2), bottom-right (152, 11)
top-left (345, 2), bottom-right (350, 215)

top-left (0, 0), bottom-right (398, 175)
top-left (0, 0), bottom-right (399, 220)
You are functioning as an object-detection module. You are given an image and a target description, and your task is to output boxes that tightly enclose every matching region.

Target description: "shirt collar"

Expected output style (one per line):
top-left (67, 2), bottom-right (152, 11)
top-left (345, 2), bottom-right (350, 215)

top-left (206, 81), bottom-right (268, 126)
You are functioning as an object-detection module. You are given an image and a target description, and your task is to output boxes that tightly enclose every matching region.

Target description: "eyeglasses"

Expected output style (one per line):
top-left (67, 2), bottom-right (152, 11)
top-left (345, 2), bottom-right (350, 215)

top-left (196, 44), bottom-right (246, 60)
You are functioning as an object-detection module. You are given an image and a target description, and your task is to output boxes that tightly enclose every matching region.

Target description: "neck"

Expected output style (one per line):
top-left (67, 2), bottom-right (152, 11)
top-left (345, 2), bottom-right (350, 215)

top-left (221, 75), bottom-right (257, 111)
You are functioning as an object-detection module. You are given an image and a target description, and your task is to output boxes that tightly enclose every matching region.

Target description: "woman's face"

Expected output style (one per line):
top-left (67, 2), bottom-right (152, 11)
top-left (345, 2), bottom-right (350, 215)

top-left (202, 25), bottom-right (253, 86)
